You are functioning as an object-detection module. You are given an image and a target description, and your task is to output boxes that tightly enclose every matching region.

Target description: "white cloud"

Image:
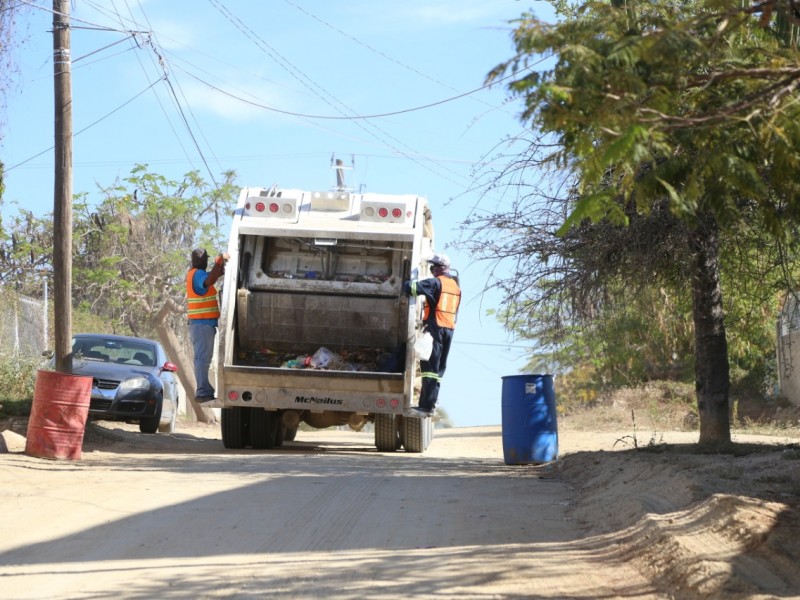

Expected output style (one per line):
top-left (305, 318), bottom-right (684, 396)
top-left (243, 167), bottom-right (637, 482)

top-left (177, 76), bottom-right (280, 122)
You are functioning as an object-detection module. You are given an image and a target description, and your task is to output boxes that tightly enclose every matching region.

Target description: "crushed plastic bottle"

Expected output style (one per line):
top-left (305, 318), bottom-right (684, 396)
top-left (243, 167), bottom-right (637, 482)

top-left (284, 355), bottom-right (311, 368)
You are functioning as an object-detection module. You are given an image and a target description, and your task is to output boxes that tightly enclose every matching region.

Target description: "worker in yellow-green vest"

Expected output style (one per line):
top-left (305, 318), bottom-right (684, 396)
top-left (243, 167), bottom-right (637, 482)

top-left (403, 253), bottom-right (461, 418)
top-left (187, 248), bottom-right (228, 402)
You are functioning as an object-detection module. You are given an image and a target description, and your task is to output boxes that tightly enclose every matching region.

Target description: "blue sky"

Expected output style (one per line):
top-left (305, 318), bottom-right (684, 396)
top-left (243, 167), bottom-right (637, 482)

top-left (2, 0), bottom-right (554, 427)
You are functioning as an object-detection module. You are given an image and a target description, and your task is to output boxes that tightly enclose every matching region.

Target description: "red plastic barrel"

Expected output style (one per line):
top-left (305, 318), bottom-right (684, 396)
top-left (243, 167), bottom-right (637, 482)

top-left (25, 370), bottom-right (92, 460)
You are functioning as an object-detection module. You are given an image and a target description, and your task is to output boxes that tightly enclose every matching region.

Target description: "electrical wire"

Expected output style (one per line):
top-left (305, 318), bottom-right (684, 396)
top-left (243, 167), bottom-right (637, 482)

top-left (13, 1), bottom-right (533, 198)
top-left (15, 0), bottom-right (146, 33)
top-left (176, 65), bottom-right (534, 121)
top-left (5, 77), bottom-right (165, 172)
top-left (130, 0), bottom-right (224, 180)
top-left (95, 0), bottom-right (199, 180)
top-left (72, 34), bottom-right (132, 63)
top-left (207, 0), bottom-right (469, 188)
top-left (283, 0), bottom-right (515, 115)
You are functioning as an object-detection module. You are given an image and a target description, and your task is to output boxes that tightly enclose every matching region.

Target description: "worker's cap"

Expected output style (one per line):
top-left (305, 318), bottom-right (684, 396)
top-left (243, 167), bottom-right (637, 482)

top-left (191, 248), bottom-right (208, 262)
top-left (427, 253), bottom-right (450, 268)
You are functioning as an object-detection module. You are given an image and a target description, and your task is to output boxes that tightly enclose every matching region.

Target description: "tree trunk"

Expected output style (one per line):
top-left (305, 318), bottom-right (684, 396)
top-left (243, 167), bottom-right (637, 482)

top-left (690, 215), bottom-right (730, 444)
top-left (154, 300), bottom-right (217, 424)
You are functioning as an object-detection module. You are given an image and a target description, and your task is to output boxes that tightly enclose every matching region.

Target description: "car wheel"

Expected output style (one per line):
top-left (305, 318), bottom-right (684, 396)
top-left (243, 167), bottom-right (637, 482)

top-left (139, 396), bottom-right (163, 434)
top-left (158, 396), bottom-right (178, 433)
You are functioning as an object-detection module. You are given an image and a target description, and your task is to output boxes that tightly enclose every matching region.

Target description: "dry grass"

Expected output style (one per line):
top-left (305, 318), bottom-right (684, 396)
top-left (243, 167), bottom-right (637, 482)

top-left (560, 381), bottom-right (800, 439)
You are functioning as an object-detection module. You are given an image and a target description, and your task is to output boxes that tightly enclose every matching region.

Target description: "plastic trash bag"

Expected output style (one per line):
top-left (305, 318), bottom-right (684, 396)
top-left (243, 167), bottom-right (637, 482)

top-left (414, 331), bottom-right (433, 360)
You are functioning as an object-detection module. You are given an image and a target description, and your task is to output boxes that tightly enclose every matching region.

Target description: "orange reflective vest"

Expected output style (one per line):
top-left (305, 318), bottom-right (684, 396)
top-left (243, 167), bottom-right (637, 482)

top-left (186, 268), bottom-right (220, 320)
top-left (423, 276), bottom-right (461, 329)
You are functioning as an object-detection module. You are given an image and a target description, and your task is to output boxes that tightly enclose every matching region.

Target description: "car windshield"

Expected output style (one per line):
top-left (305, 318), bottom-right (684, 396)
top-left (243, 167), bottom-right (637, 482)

top-left (73, 337), bottom-right (156, 367)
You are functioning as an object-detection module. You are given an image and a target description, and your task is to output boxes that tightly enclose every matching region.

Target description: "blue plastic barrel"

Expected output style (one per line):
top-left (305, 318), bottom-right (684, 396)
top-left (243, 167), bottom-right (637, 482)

top-left (501, 374), bottom-right (558, 464)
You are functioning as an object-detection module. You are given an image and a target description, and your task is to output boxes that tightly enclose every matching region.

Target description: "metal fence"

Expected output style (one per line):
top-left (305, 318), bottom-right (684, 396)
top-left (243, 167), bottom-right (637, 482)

top-left (0, 287), bottom-right (48, 360)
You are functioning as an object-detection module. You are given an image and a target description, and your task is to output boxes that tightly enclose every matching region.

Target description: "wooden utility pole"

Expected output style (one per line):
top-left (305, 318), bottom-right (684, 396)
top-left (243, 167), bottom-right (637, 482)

top-left (53, 0), bottom-right (73, 373)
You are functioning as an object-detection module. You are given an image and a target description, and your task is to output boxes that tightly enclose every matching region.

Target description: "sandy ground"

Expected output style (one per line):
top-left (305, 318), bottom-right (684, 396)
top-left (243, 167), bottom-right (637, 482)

top-left (1, 416), bottom-right (799, 599)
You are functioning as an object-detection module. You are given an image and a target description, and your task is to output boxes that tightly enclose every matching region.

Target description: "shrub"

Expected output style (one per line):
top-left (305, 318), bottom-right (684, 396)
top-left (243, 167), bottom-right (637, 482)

top-left (0, 357), bottom-right (39, 417)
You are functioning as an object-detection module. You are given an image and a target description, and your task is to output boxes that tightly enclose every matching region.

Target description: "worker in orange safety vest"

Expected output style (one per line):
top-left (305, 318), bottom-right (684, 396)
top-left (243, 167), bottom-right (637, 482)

top-left (403, 253), bottom-right (461, 417)
top-left (186, 248), bottom-right (228, 402)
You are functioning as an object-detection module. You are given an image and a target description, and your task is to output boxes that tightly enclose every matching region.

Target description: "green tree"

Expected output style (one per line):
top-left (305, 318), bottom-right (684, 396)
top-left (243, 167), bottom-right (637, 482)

top-left (474, 1), bottom-right (800, 444)
top-left (72, 164), bottom-right (238, 337)
top-left (0, 206), bottom-right (53, 294)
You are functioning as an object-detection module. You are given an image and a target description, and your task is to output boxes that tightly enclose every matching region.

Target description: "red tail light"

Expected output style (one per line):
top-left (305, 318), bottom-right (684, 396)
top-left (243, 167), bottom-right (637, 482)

top-left (245, 193), bottom-right (298, 219)
top-left (360, 201), bottom-right (409, 223)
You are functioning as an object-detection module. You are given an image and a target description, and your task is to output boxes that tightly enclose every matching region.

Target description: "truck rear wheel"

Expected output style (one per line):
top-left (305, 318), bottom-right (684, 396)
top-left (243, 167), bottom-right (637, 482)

top-left (374, 413), bottom-right (400, 452)
top-left (250, 408), bottom-right (279, 449)
top-left (402, 415), bottom-right (433, 453)
top-left (222, 407), bottom-right (250, 449)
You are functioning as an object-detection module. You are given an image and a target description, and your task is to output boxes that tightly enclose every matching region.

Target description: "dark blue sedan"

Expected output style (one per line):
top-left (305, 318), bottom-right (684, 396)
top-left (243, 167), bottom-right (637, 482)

top-left (67, 333), bottom-right (180, 434)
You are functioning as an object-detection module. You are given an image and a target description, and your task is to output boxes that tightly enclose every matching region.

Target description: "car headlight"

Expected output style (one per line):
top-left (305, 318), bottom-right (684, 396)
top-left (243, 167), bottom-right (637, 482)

top-left (119, 376), bottom-right (150, 392)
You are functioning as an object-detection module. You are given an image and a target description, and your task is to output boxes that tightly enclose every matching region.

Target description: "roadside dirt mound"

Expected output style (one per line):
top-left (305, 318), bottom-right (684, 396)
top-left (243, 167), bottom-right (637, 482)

top-left (559, 442), bottom-right (800, 599)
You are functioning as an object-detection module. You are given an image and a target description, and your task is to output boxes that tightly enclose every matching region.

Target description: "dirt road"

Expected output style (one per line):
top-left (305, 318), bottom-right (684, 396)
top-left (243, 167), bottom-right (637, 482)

top-left (1, 422), bottom-right (799, 599)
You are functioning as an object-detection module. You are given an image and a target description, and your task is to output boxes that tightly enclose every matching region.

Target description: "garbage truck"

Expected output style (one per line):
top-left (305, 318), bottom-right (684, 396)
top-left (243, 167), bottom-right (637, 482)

top-left (212, 182), bottom-right (437, 452)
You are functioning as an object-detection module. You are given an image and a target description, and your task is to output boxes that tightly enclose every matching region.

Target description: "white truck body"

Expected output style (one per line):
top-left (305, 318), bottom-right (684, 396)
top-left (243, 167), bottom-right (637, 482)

top-left (214, 185), bottom-right (436, 452)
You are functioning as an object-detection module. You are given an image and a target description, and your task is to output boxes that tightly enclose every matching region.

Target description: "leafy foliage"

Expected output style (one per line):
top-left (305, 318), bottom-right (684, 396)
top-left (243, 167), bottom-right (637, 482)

top-left (465, 1), bottom-right (800, 442)
top-left (0, 357), bottom-right (38, 412)
top-left (71, 165), bottom-right (237, 337)
top-left (489, 1), bottom-right (800, 234)
top-left (0, 165), bottom-right (238, 340)
top-left (0, 207), bottom-right (52, 295)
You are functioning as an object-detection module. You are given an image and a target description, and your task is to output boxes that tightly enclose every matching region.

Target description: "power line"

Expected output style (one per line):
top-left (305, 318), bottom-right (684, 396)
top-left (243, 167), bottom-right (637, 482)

top-left (132, 0), bottom-right (223, 176)
top-left (15, 0), bottom-right (146, 33)
top-left (6, 78), bottom-right (165, 172)
top-left (135, 36), bottom-right (220, 187)
top-left (7, 151), bottom-right (478, 172)
top-left (104, 0), bottom-right (198, 174)
top-left (177, 66), bottom-right (531, 121)
top-left (282, 0), bottom-right (514, 116)
top-left (72, 34), bottom-right (132, 63)
top-left (207, 0), bottom-right (469, 188)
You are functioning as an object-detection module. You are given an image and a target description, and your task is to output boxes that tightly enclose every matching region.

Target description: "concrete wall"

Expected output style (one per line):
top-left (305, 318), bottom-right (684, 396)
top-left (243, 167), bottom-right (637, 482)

top-left (777, 328), bottom-right (800, 407)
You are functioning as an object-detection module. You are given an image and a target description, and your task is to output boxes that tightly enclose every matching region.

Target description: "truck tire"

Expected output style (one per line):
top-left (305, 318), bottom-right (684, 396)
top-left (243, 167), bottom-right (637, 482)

top-left (374, 413), bottom-right (400, 452)
top-left (222, 406), bottom-right (250, 449)
top-left (284, 427), bottom-right (298, 442)
top-left (402, 415), bottom-right (433, 453)
top-left (250, 408), bottom-right (279, 449)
